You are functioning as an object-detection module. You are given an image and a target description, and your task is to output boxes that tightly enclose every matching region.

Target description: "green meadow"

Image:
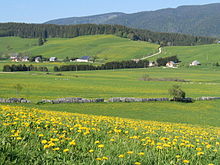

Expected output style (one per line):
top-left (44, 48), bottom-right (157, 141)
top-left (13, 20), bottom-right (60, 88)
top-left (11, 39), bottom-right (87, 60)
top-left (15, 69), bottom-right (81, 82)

top-left (1, 67), bottom-right (220, 127)
top-left (0, 35), bottom-right (159, 62)
top-left (1, 68), bottom-right (220, 101)
top-left (148, 44), bottom-right (220, 65)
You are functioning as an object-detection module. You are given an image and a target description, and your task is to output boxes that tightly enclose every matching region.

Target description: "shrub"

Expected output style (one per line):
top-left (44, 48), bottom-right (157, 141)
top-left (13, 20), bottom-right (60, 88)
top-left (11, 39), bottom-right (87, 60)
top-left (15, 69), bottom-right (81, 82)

top-left (169, 85), bottom-right (186, 101)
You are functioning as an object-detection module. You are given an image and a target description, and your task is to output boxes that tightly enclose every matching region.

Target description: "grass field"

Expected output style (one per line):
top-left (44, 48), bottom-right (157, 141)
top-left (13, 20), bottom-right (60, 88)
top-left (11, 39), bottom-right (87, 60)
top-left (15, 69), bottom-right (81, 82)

top-left (0, 105), bottom-right (219, 164)
top-left (1, 68), bottom-right (220, 101)
top-left (148, 44), bottom-right (220, 65)
top-left (1, 67), bottom-right (220, 127)
top-left (0, 35), bottom-right (159, 62)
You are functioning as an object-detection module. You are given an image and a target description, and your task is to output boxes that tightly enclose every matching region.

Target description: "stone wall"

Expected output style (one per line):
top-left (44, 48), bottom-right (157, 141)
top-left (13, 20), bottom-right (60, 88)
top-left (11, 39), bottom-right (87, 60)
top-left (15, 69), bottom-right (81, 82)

top-left (40, 97), bottom-right (104, 104)
top-left (196, 97), bottom-right (220, 101)
top-left (108, 97), bottom-right (169, 103)
top-left (0, 98), bottom-right (31, 103)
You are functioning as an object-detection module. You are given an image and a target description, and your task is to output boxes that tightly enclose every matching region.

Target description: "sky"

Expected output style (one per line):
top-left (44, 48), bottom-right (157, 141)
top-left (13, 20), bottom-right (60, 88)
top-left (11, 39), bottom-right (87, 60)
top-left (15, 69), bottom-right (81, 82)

top-left (0, 0), bottom-right (219, 23)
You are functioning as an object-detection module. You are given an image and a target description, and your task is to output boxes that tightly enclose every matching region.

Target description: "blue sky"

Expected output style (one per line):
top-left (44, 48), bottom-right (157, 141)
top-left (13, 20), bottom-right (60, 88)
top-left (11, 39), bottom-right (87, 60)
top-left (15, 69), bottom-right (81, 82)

top-left (0, 0), bottom-right (219, 23)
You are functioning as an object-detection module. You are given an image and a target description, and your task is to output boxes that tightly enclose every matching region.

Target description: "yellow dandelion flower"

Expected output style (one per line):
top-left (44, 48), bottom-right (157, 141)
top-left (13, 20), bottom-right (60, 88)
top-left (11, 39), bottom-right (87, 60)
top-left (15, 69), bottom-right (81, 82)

top-left (197, 152), bottom-right (204, 156)
top-left (41, 140), bottom-right (47, 144)
top-left (102, 157), bottom-right (108, 160)
top-left (69, 140), bottom-right (76, 146)
top-left (176, 155), bottom-right (181, 159)
top-left (127, 151), bottom-right (134, 154)
top-left (110, 139), bottom-right (115, 142)
top-left (53, 147), bottom-right (60, 151)
top-left (118, 154), bottom-right (125, 158)
top-left (138, 152), bottom-right (145, 156)
top-left (95, 141), bottom-right (100, 144)
top-left (16, 137), bottom-right (22, 140)
top-left (196, 148), bottom-right (202, 151)
top-left (96, 158), bottom-right (102, 161)
top-left (43, 145), bottom-right (50, 149)
top-left (38, 134), bottom-right (44, 137)
top-left (89, 149), bottom-right (94, 153)
top-left (98, 144), bottom-right (104, 148)
top-left (134, 162), bottom-right (141, 165)
top-left (183, 160), bottom-right (190, 164)
top-left (63, 149), bottom-right (69, 152)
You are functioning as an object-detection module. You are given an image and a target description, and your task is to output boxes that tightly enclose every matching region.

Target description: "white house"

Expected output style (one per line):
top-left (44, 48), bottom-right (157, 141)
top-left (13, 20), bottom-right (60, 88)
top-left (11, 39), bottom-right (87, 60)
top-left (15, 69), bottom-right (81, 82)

top-left (149, 61), bottom-right (157, 67)
top-left (49, 57), bottom-right (57, 62)
top-left (21, 56), bottom-right (29, 62)
top-left (35, 57), bottom-right (42, 63)
top-left (76, 56), bottom-right (91, 63)
top-left (190, 60), bottom-right (201, 66)
top-left (166, 61), bottom-right (177, 68)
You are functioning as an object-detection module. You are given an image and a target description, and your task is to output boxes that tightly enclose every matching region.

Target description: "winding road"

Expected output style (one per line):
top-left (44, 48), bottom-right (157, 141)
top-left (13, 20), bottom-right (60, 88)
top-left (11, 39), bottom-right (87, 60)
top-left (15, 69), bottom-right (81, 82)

top-left (141, 47), bottom-right (162, 60)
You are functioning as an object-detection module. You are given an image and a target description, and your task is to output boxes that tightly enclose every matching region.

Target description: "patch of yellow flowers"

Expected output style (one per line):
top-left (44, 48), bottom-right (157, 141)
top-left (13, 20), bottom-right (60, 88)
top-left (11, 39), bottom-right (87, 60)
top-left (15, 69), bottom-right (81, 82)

top-left (0, 105), bottom-right (219, 164)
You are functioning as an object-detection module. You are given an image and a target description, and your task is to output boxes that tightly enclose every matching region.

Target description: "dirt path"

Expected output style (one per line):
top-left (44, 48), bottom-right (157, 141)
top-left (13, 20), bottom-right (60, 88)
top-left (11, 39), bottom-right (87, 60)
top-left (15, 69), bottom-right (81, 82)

top-left (141, 47), bottom-right (162, 60)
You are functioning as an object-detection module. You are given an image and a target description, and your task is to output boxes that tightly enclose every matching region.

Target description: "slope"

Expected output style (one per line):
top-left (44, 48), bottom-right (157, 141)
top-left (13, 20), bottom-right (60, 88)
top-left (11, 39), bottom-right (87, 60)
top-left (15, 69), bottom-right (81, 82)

top-left (45, 3), bottom-right (220, 37)
top-left (147, 44), bottom-right (220, 65)
top-left (0, 35), bottom-right (159, 62)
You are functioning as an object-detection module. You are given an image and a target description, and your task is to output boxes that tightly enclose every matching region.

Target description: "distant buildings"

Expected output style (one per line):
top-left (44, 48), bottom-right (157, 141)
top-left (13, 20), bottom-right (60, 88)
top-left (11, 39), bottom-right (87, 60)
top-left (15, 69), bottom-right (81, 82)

top-left (190, 60), bottom-right (201, 66)
top-left (10, 54), bottom-right (29, 62)
top-left (166, 61), bottom-right (177, 68)
top-left (49, 57), bottom-right (57, 62)
top-left (35, 57), bottom-right (42, 63)
top-left (76, 56), bottom-right (91, 63)
top-left (149, 61), bottom-right (157, 67)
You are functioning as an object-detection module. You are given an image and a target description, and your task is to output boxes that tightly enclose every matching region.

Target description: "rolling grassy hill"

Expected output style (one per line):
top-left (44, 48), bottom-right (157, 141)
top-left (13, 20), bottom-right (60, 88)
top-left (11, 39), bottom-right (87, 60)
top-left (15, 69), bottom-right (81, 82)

top-left (0, 35), bottom-right (159, 62)
top-left (148, 44), bottom-right (220, 65)
top-left (0, 37), bottom-right (37, 54)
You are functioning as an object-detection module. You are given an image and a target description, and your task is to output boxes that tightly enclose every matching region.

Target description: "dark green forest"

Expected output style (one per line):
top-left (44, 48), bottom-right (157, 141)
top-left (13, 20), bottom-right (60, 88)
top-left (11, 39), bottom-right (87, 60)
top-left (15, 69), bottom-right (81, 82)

top-left (0, 23), bottom-right (216, 46)
top-left (45, 3), bottom-right (220, 38)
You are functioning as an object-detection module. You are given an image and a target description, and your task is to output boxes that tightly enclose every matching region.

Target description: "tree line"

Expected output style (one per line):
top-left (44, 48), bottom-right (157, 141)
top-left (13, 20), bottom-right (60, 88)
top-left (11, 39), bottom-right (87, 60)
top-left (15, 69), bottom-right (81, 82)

top-left (156, 56), bottom-right (179, 66)
top-left (54, 60), bottom-right (149, 72)
top-left (3, 64), bottom-right (48, 72)
top-left (0, 23), bottom-right (217, 46)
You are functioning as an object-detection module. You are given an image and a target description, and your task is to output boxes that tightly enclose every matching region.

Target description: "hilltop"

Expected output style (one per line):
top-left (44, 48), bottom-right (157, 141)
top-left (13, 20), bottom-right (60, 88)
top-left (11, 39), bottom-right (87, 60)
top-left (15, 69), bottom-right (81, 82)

top-left (45, 3), bottom-right (220, 37)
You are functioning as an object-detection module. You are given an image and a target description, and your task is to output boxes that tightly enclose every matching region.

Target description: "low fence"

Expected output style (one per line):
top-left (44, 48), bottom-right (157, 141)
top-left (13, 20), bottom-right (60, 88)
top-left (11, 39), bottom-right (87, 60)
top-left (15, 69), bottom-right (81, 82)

top-left (0, 97), bottom-right (220, 104)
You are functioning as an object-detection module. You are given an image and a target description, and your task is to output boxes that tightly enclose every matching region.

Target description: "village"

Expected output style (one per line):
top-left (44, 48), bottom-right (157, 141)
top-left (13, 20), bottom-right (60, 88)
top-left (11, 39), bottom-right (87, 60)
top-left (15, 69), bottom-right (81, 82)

top-left (9, 53), bottom-right (202, 68)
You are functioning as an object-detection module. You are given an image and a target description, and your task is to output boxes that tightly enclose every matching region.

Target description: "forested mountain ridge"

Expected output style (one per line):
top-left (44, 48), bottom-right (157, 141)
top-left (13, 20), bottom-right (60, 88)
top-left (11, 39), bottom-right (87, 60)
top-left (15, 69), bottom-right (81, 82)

top-left (45, 12), bottom-right (125, 25)
top-left (0, 23), bottom-right (216, 46)
top-left (45, 3), bottom-right (220, 37)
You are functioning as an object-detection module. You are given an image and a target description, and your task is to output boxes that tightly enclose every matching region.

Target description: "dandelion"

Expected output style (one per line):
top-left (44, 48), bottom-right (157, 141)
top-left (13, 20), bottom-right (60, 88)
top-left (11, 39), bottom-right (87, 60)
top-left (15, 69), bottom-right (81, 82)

top-left (96, 158), bottom-right (102, 161)
top-left (183, 160), bottom-right (190, 164)
top-left (16, 137), bottom-right (22, 140)
top-left (63, 149), bottom-right (69, 152)
top-left (118, 154), bottom-right (125, 158)
top-left (110, 139), bottom-right (115, 142)
top-left (134, 162), bottom-right (141, 165)
top-left (69, 140), bottom-right (76, 146)
top-left (89, 149), bottom-right (94, 153)
top-left (53, 147), bottom-right (60, 151)
top-left (38, 134), bottom-right (44, 137)
top-left (197, 152), bottom-right (204, 156)
top-left (43, 145), bottom-right (50, 149)
top-left (98, 144), bottom-right (104, 148)
top-left (102, 157), bottom-right (108, 160)
top-left (41, 140), bottom-right (47, 144)
top-left (176, 155), bottom-right (181, 159)
top-left (127, 151), bottom-right (134, 154)
top-left (138, 152), bottom-right (145, 156)
top-left (95, 141), bottom-right (100, 144)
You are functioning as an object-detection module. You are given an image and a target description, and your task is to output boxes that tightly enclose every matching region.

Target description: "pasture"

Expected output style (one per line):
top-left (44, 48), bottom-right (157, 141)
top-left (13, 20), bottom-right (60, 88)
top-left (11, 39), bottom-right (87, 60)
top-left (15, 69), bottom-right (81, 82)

top-left (0, 35), bottom-right (159, 62)
top-left (0, 105), bottom-right (219, 164)
top-left (1, 68), bottom-right (220, 127)
top-left (148, 44), bottom-right (220, 65)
